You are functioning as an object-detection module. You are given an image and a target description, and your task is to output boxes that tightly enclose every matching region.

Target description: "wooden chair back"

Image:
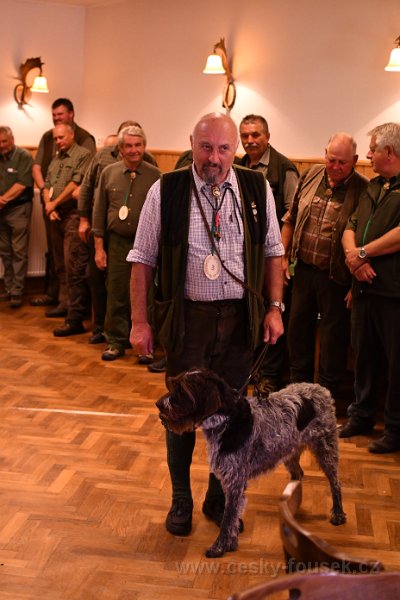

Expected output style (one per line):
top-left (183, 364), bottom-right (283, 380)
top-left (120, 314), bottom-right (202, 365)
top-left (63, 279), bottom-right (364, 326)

top-left (228, 570), bottom-right (400, 600)
top-left (279, 481), bottom-right (383, 573)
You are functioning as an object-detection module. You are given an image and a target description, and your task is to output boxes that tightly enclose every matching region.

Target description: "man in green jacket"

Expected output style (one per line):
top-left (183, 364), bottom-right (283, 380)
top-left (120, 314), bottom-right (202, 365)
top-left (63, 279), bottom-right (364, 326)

top-left (341, 122), bottom-right (400, 453)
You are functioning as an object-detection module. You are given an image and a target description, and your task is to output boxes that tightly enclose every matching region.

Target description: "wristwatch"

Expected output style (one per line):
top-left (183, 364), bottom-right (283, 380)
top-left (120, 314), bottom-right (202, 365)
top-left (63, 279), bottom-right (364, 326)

top-left (269, 301), bottom-right (285, 313)
top-left (358, 247), bottom-right (367, 259)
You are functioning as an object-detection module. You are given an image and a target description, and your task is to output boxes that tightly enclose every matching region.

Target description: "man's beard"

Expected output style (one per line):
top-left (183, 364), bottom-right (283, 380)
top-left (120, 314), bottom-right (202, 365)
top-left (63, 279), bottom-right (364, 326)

top-left (201, 162), bottom-right (222, 184)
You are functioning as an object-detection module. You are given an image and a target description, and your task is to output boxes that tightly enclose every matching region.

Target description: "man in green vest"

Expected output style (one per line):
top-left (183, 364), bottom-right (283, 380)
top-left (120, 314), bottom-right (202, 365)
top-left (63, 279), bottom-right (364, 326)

top-left (281, 133), bottom-right (368, 406)
top-left (128, 113), bottom-right (284, 537)
top-left (238, 114), bottom-right (299, 392)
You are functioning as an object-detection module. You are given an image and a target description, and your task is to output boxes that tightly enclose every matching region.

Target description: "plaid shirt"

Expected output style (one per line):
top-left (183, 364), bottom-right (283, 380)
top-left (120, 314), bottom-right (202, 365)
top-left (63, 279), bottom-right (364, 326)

top-left (127, 165), bottom-right (283, 301)
top-left (285, 173), bottom-right (349, 271)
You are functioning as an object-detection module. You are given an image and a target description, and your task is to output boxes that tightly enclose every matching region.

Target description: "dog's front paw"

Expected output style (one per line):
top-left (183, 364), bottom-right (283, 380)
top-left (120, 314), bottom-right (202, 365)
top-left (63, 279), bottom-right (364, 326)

top-left (205, 536), bottom-right (238, 558)
top-left (205, 544), bottom-right (225, 558)
top-left (330, 511), bottom-right (346, 526)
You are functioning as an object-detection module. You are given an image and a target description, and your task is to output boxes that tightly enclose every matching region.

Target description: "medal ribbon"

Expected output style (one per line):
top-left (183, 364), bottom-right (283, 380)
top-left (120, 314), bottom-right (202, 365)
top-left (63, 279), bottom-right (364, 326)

top-left (202, 184), bottom-right (228, 255)
top-left (121, 171), bottom-right (136, 212)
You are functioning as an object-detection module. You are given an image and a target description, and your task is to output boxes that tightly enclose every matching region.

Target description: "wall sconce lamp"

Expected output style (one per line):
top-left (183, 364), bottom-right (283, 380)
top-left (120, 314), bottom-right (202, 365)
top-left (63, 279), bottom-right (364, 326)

top-left (14, 57), bottom-right (49, 107)
top-left (203, 38), bottom-right (236, 111)
top-left (385, 36), bottom-right (400, 71)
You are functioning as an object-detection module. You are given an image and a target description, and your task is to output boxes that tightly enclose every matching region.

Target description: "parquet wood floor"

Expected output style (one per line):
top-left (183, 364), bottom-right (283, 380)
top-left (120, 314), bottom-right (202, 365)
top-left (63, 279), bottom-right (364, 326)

top-left (0, 298), bottom-right (399, 599)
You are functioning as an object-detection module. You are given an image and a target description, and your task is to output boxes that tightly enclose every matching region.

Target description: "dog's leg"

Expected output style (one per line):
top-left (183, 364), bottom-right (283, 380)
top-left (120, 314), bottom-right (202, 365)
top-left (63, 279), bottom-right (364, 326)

top-left (205, 485), bottom-right (246, 558)
top-left (283, 451), bottom-right (304, 481)
top-left (309, 433), bottom-right (346, 525)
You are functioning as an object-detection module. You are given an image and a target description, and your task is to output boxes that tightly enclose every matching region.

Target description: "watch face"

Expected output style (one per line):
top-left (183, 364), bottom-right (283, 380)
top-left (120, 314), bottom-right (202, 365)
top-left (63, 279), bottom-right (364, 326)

top-left (270, 301), bottom-right (285, 313)
top-left (359, 248), bottom-right (367, 259)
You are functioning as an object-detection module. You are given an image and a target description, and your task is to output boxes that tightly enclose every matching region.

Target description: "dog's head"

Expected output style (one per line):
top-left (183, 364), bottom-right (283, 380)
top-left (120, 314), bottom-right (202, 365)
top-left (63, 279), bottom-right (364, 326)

top-left (156, 368), bottom-right (231, 434)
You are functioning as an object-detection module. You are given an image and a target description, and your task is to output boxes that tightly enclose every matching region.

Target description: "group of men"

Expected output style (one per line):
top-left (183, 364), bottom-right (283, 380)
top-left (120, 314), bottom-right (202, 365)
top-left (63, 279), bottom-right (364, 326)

top-left (1, 104), bottom-right (400, 537)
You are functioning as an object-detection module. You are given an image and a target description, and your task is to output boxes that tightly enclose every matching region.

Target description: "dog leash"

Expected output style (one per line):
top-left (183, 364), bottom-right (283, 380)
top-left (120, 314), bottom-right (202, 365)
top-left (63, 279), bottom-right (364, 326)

top-left (237, 342), bottom-right (270, 395)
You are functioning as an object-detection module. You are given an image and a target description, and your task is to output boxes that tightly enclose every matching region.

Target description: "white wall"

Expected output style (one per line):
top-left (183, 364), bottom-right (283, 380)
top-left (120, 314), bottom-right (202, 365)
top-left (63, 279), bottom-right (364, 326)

top-left (1, 0), bottom-right (400, 159)
top-left (1, 0), bottom-right (86, 147)
top-left (81, 0), bottom-right (400, 159)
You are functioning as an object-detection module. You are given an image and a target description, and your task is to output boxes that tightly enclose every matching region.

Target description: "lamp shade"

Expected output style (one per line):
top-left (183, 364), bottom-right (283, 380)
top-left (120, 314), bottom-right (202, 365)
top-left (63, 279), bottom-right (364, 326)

top-left (31, 75), bottom-right (49, 93)
top-left (385, 47), bottom-right (400, 71)
top-left (203, 53), bottom-right (225, 74)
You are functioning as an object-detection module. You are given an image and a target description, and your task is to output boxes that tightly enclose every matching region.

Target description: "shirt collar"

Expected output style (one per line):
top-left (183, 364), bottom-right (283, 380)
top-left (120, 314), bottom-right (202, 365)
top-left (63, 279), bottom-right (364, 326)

top-left (244, 145), bottom-right (270, 169)
top-left (0, 147), bottom-right (16, 161)
top-left (57, 142), bottom-right (76, 159)
top-left (324, 168), bottom-right (355, 190)
top-left (378, 174), bottom-right (400, 188)
top-left (123, 161), bottom-right (143, 176)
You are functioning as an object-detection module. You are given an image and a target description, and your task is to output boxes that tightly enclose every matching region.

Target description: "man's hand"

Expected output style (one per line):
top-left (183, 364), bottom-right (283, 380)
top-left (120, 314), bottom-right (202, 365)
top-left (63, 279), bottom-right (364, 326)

top-left (263, 307), bottom-right (284, 344)
top-left (79, 217), bottom-right (91, 244)
top-left (49, 210), bottom-right (61, 221)
top-left (45, 200), bottom-right (58, 217)
top-left (353, 262), bottom-right (376, 284)
top-left (344, 289), bottom-right (352, 309)
top-left (130, 322), bottom-right (154, 357)
top-left (0, 196), bottom-right (7, 209)
top-left (95, 247), bottom-right (107, 270)
top-left (345, 247), bottom-right (366, 273)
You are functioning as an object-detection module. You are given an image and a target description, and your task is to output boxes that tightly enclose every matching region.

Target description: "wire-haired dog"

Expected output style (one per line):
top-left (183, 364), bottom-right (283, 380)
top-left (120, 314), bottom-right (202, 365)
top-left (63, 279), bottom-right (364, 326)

top-left (156, 368), bottom-right (346, 558)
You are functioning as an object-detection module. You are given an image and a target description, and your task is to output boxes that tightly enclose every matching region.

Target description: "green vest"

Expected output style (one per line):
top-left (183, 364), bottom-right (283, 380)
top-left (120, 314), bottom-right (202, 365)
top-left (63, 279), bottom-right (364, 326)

top-left (155, 166), bottom-right (267, 352)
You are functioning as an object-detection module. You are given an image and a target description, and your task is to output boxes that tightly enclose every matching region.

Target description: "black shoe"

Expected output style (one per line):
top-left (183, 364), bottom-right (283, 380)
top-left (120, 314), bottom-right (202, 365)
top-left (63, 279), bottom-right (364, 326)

top-left (53, 321), bottom-right (85, 337)
top-left (10, 295), bottom-right (22, 308)
top-left (102, 346), bottom-right (125, 361)
top-left (137, 353), bottom-right (154, 365)
top-left (88, 332), bottom-right (106, 344)
top-left (339, 420), bottom-right (374, 438)
top-left (148, 357), bottom-right (167, 373)
top-left (202, 497), bottom-right (244, 533)
top-left (165, 498), bottom-right (193, 536)
top-left (368, 435), bottom-right (400, 454)
top-left (30, 294), bottom-right (58, 307)
top-left (45, 303), bottom-right (67, 318)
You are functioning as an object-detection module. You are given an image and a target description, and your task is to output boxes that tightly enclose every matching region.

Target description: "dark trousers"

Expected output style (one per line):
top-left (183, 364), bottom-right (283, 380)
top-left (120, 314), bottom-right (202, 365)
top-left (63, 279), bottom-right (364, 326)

top-left (42, 203), bottom-right (59, 300)
top-left (348, 293), bottom-right (400, 434)
top-left (165, 299), bottom-right (253, 502)
top-left (104, 232), bottom-right (133, 350)
top-left (287, 260), bottom-right (350, 394)
top-left (89, 232), bottom-right (107, 335)
top-left (50, 210), bottom-right (90, 321)
top-left (0, 202), bottom-right (32, 295)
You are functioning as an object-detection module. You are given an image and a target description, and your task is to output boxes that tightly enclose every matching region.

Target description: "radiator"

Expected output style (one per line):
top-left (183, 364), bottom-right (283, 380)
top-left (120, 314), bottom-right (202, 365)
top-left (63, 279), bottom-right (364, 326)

top-left (0, 189), bottom-right (47, 279)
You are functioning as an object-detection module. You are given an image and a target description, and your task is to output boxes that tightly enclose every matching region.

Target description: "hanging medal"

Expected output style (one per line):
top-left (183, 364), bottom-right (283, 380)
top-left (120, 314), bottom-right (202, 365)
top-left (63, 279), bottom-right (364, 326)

top-left (119, 171), bottom-right (136, 221)
top-left (119, 205), bottom-right (129, 220)
top-left (204, 253), bottom-right (221, 280)
top-left (203, 184), bottom-right (224, 280)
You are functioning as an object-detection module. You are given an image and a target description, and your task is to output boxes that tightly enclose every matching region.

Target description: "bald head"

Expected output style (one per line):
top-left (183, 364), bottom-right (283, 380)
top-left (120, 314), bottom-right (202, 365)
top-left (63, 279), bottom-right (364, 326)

top-left (53, 123), bottom-right (75, 153)
top-left (325, 132), bottom-right (358, 186)
top-left (191, 112), bottom-right (239, 184)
